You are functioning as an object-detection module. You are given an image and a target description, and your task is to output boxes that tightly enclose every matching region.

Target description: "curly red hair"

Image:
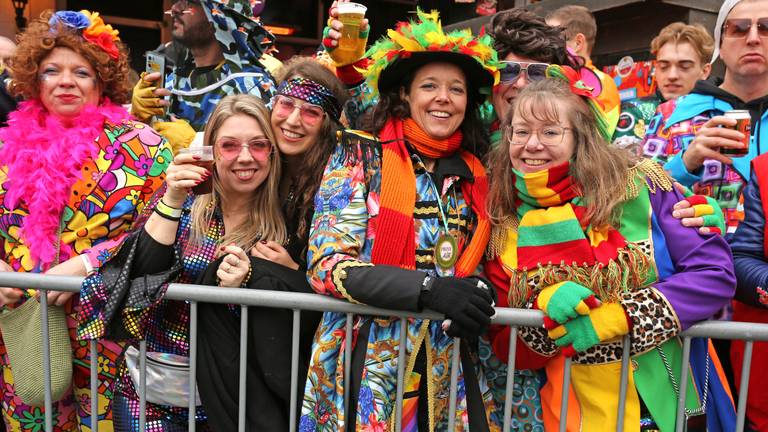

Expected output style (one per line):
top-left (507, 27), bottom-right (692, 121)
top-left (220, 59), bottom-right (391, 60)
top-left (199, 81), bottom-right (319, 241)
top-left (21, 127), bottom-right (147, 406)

top-left (8, 10), bottom-right (132, 104)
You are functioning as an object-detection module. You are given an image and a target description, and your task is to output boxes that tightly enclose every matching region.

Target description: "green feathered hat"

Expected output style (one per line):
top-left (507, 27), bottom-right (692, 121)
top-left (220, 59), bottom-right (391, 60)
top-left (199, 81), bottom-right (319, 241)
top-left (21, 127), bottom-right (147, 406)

top-left (363, 8), bottom-right (500, 98)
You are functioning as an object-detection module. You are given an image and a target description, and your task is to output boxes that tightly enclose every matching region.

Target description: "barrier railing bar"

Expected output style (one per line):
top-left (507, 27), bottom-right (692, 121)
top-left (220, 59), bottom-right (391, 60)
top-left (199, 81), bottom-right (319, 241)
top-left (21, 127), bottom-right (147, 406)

top-left (289, 309), bottom-right (300, 432)
top-left (343, 313), bottom-right (353, 425)
top-left (40, 288), bottom-right (53, 432)
top-left (616, 335), bottom-right (631, 431)
top-left (447, 338), bottom-right (460, 430)
top-left (559, 357), bottom-right (572, 432)
top-left (736, 340), bottom-right (754, 432)
top-left (502, 326), bottom-right (518, 431)
top-left (394, 318), bottom-right (408, 432)
top-left (139, 339), bottom-right (147, 432)
top-left (90, 339), bottom-right (99, 432)
top-left (188, 301), bottom-right (198, 432)
top-left (238, 305), bottom-right (248, 432)
top-left (674, 337), bottom-right (692, 432)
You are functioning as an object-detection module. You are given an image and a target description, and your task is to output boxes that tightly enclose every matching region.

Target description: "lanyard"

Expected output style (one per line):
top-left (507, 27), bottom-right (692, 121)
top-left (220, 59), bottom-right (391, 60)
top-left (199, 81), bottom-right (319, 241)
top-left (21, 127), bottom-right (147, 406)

top-left (426, 174), bottom-right (451, 234)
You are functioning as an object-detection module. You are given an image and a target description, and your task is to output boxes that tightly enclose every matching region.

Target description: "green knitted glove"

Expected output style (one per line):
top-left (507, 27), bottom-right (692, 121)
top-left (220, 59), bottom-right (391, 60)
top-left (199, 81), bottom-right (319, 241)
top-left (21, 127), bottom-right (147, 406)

top-left (535, 281), bottom-right (601, 326)
top-left (548, 303), bottom-right (630, 356)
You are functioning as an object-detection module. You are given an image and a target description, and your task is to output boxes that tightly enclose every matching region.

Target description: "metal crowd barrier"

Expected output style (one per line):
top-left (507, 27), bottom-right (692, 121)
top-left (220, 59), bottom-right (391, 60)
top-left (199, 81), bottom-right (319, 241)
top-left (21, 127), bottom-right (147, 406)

top-left (2, 272), bottom-right (768, 432)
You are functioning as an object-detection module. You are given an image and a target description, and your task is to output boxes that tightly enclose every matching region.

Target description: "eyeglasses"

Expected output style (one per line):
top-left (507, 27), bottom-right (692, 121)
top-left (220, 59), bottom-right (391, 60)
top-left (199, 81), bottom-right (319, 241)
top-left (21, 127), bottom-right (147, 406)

top-left (499, 61), bottom-right (549, 84)
top-left (271, 95), bottom-right (325, 126)
top-left (216, 139), bottom-right (273, 161)
top-left (723, 18), bottom-right (768, 38)
top-left (169, 0), bottom-right (199, 13)
top-left (505, 125), bottom-right (571, 147)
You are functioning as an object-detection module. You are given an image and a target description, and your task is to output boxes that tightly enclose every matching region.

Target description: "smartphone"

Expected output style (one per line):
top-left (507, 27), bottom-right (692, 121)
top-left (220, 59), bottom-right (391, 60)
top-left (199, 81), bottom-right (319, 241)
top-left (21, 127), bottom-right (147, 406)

top-left (145, 51), bottom-right (166, 88)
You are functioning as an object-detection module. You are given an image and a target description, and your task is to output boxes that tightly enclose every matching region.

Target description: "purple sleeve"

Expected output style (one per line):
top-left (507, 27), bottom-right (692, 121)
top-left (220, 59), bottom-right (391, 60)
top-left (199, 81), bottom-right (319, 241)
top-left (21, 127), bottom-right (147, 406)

top-left (648, 182), bottom-right (736, 329)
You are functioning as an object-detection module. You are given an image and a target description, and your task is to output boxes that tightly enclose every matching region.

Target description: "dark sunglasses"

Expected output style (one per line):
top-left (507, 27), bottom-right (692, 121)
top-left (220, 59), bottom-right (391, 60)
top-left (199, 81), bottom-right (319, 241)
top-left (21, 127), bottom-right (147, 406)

top-left (723, 17), bottom-right (768, 38)
top-left (499, 61), bottom-right (549, 84)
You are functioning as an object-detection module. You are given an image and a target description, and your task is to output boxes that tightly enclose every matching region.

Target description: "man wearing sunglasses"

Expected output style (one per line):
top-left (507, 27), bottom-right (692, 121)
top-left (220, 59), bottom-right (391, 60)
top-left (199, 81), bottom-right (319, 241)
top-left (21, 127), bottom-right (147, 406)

top-left (130, 0), bottom-right (276, 150)
top-left (486, 8), bottom-right (569, 146)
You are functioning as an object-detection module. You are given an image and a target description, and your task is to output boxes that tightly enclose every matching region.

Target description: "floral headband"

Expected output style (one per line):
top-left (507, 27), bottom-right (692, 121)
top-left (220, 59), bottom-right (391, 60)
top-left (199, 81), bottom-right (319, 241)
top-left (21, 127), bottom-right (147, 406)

top-left (545, 64), bottom-right (612, 143)
top-left (276, 77), bottom-right (342, 121)
top-left (48, 10), bottom-right (121, 60)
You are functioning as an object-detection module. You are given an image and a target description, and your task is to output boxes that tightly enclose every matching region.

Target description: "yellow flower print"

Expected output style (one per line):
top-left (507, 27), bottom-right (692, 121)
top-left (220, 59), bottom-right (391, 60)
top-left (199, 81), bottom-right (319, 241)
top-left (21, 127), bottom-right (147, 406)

top-left (127, 190), bottom-right (141, 205)
top-left (4, 227), bottom-right (35, 271)
top-left (61, 211), bottom-right (109, 253)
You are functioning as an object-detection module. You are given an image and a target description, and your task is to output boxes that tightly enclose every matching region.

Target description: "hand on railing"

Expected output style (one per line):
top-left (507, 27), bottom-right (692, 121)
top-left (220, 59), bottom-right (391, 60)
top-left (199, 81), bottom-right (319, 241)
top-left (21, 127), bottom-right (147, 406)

top-left (421, 276), bottom-right (495, 338)
top-left (546, 302), bottom-right (630, 357)
top-left (0, 260), bottom-right (23, 307)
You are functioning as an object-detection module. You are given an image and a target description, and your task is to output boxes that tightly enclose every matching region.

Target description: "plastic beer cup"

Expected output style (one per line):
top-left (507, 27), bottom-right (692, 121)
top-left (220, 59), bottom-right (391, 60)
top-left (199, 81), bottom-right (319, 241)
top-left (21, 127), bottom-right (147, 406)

top-left (178, 146), bottom-right (214, 195)
top-left (723, 110), bottom-right (751, 157)
top-left (336, 2), bottom-right (367, 64)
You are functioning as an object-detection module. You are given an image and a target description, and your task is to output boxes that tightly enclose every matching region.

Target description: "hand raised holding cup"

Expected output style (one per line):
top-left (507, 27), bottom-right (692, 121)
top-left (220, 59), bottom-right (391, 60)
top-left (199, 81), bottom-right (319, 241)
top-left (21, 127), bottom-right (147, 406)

top-left (324, 1), bottom-right (369, 66)
top-left (164, 147), bottom-right (214, 206)
top-left (682, 115), bottom-right (749, 172)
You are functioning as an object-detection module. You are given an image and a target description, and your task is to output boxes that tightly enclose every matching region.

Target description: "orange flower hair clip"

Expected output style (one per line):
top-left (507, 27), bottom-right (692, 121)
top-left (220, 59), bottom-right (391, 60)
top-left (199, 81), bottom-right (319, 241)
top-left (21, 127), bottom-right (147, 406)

top-left (48, 10), bottom-right (121, 59)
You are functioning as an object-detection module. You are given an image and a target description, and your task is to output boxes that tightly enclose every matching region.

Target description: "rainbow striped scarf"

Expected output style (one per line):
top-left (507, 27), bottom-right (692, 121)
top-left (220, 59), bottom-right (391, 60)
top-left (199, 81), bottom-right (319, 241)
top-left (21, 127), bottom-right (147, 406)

top-left (506, 162), bottom-right (647, 305)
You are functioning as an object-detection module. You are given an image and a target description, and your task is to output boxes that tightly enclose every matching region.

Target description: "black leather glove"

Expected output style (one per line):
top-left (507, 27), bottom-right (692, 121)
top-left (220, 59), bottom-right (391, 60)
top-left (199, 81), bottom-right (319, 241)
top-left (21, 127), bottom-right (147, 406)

top-left (419, 276), bottom-right (495, 337)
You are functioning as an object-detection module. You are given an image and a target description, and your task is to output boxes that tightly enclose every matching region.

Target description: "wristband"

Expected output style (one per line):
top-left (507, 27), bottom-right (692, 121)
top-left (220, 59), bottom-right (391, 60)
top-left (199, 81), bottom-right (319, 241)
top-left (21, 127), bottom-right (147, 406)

top-left (155, 199), bottom-right (182, 220)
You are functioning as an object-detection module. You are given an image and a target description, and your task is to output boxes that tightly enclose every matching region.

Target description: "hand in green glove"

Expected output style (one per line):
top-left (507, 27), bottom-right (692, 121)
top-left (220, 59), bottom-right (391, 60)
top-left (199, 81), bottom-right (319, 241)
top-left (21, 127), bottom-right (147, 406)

top-left (131, 72), bottom-right (170, 122)
top-left (547, 302), bottom-right (631, 357)
top-left (153, 117), bottom-right (196, 155)
top-left (534, 281), bottom-right (601, 327)
top-left (672, 182), bottom-right (726, 235)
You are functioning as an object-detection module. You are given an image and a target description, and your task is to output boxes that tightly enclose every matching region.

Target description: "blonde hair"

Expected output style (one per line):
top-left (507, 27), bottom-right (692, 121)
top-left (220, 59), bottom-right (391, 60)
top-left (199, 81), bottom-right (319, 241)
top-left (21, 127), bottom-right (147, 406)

top-left (190, 95), bottom-right (286, 249)
top-left (487, 79), bottom-right (634, 227)
top-left (650, 22), bottom-right (714, 64)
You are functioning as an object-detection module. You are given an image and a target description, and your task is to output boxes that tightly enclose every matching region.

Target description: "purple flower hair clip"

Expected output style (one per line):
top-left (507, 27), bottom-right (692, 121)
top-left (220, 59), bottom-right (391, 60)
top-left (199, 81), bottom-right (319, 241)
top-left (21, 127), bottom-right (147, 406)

top-left (48, 11), bottom-right (91, 30)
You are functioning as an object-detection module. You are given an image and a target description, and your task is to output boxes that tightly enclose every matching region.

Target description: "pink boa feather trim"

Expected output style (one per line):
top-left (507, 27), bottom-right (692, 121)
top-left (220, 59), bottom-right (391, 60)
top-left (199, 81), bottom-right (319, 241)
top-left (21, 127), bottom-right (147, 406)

top-left (0, 99), bottom-right (130, 269)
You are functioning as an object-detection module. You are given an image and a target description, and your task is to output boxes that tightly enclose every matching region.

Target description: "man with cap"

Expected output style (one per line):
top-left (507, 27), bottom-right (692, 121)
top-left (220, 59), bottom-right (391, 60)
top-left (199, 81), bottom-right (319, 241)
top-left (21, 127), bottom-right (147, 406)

top-left (130, 0), bottom-right (276, 152)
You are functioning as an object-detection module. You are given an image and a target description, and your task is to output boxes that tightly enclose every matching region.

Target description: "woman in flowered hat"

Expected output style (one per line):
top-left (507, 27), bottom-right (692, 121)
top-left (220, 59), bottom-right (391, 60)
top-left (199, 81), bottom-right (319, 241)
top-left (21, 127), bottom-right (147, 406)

top-left (301, 9), bottom-right (500, 431)
top-left (0, 10), bottom-right (171, 431)
top-left (485, 65), bottom-right (736, 431)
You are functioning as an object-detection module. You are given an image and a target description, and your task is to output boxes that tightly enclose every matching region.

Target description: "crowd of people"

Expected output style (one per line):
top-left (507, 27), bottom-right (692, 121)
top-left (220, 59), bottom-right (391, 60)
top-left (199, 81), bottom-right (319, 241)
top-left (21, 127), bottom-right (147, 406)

top-left (0, 0), bottom-right (766, 430)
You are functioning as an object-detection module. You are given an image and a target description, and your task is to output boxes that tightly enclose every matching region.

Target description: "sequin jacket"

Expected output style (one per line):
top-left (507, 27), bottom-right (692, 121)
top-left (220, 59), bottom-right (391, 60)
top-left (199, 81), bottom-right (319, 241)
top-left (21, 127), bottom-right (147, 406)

top-left (300, 129), bottom-right (499, 431)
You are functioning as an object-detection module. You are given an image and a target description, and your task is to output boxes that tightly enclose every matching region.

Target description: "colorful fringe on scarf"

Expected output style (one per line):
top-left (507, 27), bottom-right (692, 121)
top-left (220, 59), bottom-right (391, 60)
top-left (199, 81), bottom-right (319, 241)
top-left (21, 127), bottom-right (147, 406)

top-left (371, 117), bottom-right (490, 276)
top-left (490, 160), bottom-right (666, 307)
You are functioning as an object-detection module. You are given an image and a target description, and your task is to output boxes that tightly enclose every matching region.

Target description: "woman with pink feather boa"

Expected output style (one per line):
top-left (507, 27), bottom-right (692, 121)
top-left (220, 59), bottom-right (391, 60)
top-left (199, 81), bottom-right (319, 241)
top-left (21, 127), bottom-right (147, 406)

top-left (0, 10), bottom-right (171, 431)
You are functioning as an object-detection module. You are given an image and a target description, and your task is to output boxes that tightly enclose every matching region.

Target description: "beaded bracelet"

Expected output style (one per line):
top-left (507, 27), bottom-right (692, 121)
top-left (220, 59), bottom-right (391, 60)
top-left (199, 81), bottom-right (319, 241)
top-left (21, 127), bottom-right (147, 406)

top-left (154, 199), bottom-right (182, 221)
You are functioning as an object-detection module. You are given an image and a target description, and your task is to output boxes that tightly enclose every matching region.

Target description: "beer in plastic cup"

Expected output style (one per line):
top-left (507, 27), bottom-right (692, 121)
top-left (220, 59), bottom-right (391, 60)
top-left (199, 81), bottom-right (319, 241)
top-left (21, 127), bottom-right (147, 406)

top-left (178, 146), bottom-right (214, 195)
top-left (723, 110), bottom-right (751, 157)
top-left (336, 2), bottom-right (367, 65)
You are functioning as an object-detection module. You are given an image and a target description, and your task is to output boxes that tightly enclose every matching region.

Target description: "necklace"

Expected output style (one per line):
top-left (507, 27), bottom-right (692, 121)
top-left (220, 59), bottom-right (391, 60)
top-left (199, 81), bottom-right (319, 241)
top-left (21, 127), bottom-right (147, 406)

top-left (426, 171), bottom-right (458, 275)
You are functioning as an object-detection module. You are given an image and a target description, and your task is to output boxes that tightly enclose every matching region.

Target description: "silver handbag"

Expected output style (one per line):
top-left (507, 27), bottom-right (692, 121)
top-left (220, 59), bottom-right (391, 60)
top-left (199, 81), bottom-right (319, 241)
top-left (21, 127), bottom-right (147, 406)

top-left (124, 345), bottom-right (201, 407)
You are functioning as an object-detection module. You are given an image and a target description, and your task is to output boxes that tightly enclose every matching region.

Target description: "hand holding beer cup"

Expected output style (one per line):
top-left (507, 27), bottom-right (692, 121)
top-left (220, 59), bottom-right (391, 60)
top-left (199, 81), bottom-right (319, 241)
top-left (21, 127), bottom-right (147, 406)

top-left (323, 0), bottom-right (370, 66)
top-left (682, 114), bottom-right (749, 172)
top-left (164, 148), bottom-right (213, 207)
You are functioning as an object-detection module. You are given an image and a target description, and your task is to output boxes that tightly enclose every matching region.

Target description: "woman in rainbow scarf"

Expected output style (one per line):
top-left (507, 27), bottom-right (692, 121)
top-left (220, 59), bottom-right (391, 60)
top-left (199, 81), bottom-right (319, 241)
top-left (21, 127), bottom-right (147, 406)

top-left (301, 9), bottom-right (500, 431)
top-left (484, 66), bottom-right (737, 431)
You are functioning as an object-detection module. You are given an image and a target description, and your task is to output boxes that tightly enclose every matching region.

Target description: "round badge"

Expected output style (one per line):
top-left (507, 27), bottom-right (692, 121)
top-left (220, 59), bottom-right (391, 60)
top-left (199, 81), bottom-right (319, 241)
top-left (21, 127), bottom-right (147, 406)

top-left (434, 234), bottom-right (458, 271)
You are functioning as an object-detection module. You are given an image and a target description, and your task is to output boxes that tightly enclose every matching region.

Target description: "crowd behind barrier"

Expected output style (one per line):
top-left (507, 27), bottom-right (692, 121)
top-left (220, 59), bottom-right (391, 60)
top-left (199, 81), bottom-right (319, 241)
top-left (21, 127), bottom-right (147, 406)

top-left (4, 271), bottom-right (768, 432)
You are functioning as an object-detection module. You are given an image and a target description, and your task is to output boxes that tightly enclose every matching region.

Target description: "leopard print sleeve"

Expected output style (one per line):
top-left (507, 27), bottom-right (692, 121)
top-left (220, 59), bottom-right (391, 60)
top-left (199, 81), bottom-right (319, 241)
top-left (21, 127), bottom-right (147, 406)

top-left (623, 286), bottom-right (682, 356)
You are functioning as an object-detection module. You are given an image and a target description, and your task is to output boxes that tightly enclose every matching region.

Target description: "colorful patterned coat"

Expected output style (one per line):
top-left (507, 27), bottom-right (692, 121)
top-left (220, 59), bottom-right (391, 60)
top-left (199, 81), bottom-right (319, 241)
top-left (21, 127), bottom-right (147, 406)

top-left (0, 120), bottom-right (171, 431)
top-left (166, 0), bottom-right (276, 131)
top-left (300, 130), bottom-right (499, 431)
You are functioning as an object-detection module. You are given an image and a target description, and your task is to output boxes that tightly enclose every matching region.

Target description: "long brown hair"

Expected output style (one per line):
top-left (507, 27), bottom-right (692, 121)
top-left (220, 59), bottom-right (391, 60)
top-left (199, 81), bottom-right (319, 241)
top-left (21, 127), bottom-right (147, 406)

top-left (190, 95), bottom-right (286, 249)
top-left (488, 79), bottom-right (633, 227)
top-left (273, 57), bottom-right (347, 242)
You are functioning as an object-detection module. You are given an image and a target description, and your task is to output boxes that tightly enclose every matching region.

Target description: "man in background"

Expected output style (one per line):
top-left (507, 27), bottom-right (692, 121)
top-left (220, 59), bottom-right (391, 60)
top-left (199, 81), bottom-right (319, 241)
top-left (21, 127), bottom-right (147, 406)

top-left (546, 4), bottom-right (621, 136)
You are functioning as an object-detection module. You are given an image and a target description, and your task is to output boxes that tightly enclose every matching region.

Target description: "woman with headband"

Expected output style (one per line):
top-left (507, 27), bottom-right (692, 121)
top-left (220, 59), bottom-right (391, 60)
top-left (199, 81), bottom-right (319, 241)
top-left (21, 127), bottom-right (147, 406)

top-left (194, 56), bottom-right (347, 431)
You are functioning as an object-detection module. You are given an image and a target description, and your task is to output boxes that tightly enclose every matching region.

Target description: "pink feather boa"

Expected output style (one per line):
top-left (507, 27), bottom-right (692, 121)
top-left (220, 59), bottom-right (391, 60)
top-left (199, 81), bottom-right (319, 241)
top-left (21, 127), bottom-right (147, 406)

top-left (0, 99), bottom-right (130, 269)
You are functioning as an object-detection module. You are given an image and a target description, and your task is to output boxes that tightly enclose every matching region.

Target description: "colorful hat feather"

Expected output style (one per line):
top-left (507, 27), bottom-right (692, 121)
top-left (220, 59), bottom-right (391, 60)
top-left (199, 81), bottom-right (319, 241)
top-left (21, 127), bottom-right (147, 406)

top-left (546, 64), bottom-right (612, 142)
top-left (363, 8), bottom-right (500, 97)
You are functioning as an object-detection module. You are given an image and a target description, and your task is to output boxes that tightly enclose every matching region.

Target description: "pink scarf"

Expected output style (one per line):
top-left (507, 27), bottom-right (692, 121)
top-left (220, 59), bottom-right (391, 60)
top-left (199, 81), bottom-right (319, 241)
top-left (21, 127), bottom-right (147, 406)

top-left (0, 99), bottom-right (130, 267)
